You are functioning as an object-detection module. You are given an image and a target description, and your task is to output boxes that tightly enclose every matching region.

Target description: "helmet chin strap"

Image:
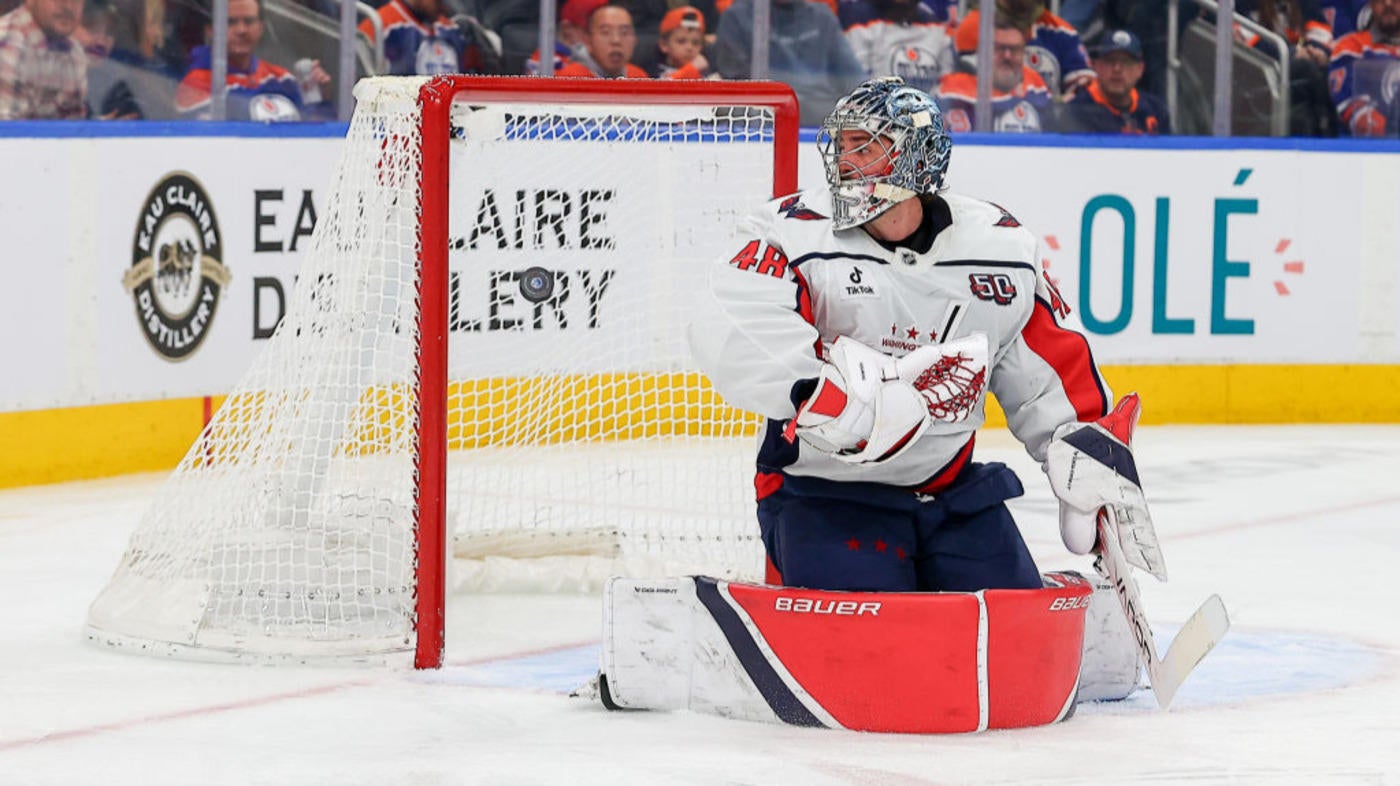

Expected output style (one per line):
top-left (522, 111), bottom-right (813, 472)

top-left (871, 182), bottom-right (917, 202)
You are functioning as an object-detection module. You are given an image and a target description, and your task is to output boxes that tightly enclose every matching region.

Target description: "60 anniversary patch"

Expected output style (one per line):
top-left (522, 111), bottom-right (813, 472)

top-left (122, 172), bottom-right (231, 361)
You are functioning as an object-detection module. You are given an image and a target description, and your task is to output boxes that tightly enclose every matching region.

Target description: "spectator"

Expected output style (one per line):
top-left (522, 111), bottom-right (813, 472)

top-left (75, 0), bottom-right (140, 118)
top-left (0, 0), bottom-right (87, 118)
top-left (525, 0), bottom-right (598, 75)
top-left (1330, 0), bottom-right (1400, 136)
top-left (714, 0), bottom-right (866, 125)
top-left (556, 3), bottom-right (647, 78)
top-left (1220, 0), bottom-right (1339, 135)
top-left (960, 0), bottom-right (1095, 97)
top-left (1230, 0), bottom-right (1334, 64)
top-left (649, 5), bottom-right (715, 79)
top-left (937, 18), bottom-right (1054, 132)
top-left (359, 0), bottom-right (485, 76)
top-left (1089, 0), bottom-right (1184, 100)
top-left (173, 0), bottom-right (327, 122)
top-left (1063, 29), bottom-right (1169, 133)
top-left (840, 0), bottom-right (956, 94)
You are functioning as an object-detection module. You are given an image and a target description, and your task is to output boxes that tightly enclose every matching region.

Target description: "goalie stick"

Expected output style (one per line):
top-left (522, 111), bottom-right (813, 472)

top-left (1094, 509), bottom-right (1229, 709)
top-left (1088, 394), bottom-right (1231, 709)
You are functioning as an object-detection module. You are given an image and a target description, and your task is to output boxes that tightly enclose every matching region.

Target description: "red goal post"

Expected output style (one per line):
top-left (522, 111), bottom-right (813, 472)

top-left (413, 77), bottom-right (800, 668)
top-left (85, 76), bottom-right (801, 670)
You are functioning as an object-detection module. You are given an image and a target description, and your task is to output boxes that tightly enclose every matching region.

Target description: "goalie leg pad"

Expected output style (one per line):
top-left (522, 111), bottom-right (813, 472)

top-left (1074, 573), bottom-right (1142, 701)
top-left (601, 574), bottom-right (1093, 733)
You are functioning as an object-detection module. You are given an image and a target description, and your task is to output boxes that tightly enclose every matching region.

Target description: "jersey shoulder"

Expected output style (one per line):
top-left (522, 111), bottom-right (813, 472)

top-left (937, 193), bottom-right (1039, 264)
top-left (741, 188), bottom-right (837, 241)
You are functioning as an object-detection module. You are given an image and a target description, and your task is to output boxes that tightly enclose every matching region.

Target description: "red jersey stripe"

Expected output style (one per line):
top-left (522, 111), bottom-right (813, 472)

top-left (1021, 298), bottom-right (1109, 421)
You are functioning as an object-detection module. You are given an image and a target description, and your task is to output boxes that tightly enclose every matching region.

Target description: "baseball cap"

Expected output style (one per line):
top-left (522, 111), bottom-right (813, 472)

top-left (560, 0), bottom-right (607, 29)
top-left (1092, 29), bottom-right (1144, 60)
top-left (660, 6), bottom-right (705, 36)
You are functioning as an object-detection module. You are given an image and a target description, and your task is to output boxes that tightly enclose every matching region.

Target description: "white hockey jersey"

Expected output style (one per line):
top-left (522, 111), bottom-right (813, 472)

top-left (688, 188), bottom-right (1111, 492)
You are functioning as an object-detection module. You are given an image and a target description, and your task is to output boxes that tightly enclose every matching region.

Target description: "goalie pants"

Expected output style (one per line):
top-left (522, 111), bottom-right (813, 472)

top-left (757, 461), bottom-right (1041, 592)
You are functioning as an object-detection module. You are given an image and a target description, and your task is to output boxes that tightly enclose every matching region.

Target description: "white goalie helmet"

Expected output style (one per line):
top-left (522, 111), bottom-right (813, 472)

top-left (817, 76), bottom-right (953, 231)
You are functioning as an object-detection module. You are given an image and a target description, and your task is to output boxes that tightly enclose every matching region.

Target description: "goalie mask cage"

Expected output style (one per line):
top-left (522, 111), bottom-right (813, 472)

top-left (85, 76), bottom-right (800, 669)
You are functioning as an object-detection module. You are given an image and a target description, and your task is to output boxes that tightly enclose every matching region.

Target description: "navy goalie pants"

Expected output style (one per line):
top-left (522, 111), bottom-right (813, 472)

top-left (756, 462), bottom-right (1042, 592)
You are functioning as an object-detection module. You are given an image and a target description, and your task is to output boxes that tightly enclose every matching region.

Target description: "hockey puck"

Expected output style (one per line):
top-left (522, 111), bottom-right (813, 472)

top-left (518, 266), bottom-right (555, 303)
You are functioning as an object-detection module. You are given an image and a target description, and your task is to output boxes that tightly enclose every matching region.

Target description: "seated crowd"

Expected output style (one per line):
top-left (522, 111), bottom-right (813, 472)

top-left (0, 0), bottom-right (1396, 137)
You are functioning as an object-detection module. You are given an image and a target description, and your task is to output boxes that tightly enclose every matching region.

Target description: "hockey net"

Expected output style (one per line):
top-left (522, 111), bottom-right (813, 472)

top-left (85, 76), bottom-right (800, 667)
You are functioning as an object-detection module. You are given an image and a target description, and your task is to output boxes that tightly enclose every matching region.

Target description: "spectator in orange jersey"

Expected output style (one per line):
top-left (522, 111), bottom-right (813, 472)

top-left (174, 0), bottom-right (328, 121)
top-left (1329, 0), bottom-right (1400, 136)
top-left (958, 0), bottom-right (1094, 97)
top-left (937, 18), bottom-right (1055, 132)
top-left (1063, 29), bottom-right (1169, 133)
top-left (649, 5), bottom-right (716, 78)
top-left (525, 0), bottom-right (599, 75)
top-left (556, 3), bottom-right (648, 78)
top-left (360, 0), bottom-right (500, 76)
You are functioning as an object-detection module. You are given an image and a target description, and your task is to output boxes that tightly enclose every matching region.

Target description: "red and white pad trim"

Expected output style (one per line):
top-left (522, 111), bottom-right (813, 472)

top-left (602, 573), bottom-right (1092, 733)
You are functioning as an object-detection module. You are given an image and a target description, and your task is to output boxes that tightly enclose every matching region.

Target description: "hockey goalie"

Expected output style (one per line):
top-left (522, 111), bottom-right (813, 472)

top-left (592, 77), bottom-right (1223, 732)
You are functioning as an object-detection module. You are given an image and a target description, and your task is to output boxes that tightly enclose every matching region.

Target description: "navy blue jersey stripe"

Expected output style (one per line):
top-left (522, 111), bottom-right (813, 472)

top-left (1062, 427), bottom-right (1141, 488)
top-left (934, 260), bottom-right (1037, 271)
top-left (693, 577), bottom-right (825, 727)
top-left (790, 251), bottom-right (890, 268)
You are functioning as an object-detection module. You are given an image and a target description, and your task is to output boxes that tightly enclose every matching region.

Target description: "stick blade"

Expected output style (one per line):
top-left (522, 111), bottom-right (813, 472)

top-left (1149, 594), bottom-right (1230, 709)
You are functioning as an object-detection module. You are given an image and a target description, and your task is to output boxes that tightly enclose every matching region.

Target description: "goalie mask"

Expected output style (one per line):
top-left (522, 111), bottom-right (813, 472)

top-left (817, 77), bottom-right (953, 231)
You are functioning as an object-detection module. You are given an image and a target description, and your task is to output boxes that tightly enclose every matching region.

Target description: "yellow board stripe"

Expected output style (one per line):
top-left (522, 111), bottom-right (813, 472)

top-left (4, 364), bottom-right (1399, 489)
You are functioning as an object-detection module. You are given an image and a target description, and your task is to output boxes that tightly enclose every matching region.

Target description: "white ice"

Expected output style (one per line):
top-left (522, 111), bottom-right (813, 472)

top-left (1, 425), bottom-right (1398, 785)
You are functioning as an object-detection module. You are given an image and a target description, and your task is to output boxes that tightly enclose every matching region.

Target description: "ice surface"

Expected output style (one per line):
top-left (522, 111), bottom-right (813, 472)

top-left (1, 425), bottom-right (1397, 785)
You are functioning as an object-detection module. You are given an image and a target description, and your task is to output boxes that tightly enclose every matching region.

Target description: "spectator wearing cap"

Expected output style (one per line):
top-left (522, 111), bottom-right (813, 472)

top-left (526, 0), bottom-right (599, 76)
top-left (650, 5), bottom-right (714, 79)
top-left (936, 17), bottom-right (1055, 132)
top-left (556, 2), bottom-right (648, 78)
top-left (1063, 29), bottom-right (1169, 134)
top-left (839, 0), bottom-right (956, 94)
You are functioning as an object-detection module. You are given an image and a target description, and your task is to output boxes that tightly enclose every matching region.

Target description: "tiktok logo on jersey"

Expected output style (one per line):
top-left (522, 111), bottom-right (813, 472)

top-left (843, 266), bottom-right (877, 299)
top-left (968, 272), bottom-right (1017, 306)
top-left (123, 172), bottom-right (230, 361)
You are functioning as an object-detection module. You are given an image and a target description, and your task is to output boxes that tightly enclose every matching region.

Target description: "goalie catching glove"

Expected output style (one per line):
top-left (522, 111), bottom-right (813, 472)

top-left (1045, 393), bottom-right (1166, 581)
top-left (784, 334), bottom-right (988, 464)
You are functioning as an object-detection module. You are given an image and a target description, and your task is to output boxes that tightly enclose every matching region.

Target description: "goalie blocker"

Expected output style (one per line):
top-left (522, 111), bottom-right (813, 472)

top-left (598, 572), bottom-right (1139, 733)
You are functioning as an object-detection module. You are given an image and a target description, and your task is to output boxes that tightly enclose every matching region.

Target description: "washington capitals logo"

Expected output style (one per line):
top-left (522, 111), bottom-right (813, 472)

top-left (779, 196), bottom-right (827, 221)
top-left (989, 202), bottom-right (1021, 228)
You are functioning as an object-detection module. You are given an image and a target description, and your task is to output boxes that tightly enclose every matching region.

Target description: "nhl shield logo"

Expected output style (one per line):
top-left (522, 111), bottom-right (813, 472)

top-left (123, 172), bottom-right (231, 361)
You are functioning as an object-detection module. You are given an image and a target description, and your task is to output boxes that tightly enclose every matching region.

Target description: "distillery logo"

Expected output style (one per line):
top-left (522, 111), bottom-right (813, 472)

top-left (122, 172), bottom-right (230, 361)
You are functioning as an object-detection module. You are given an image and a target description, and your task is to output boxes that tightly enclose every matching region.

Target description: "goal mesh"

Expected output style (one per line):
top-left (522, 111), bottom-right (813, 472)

top-left (85, 76), bottom-right (797, 665)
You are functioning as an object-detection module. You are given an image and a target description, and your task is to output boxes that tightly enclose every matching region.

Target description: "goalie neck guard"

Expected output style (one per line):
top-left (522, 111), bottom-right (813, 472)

top-left (816, 76), bottom-right (953, 231)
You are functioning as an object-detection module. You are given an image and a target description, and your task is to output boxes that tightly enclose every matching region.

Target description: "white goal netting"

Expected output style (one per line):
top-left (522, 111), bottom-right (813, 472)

top-left (85, 77), bottom-right (790, 664)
